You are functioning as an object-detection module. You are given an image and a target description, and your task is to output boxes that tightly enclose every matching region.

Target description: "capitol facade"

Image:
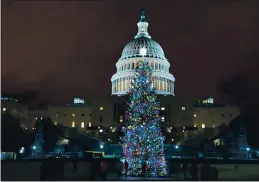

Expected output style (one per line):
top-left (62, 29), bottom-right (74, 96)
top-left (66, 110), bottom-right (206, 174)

top-left (111, 10), bottom-right (175, 96)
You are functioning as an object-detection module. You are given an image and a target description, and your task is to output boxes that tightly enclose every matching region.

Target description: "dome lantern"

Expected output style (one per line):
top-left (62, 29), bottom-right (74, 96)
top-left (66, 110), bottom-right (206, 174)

top-left (135, 8), bottom-right (151, 39)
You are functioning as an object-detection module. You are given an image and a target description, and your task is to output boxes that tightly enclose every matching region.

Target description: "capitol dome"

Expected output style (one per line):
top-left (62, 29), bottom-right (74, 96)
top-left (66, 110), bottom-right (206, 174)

top-left (111, 10), bottom-right (175, 96)
top-left (120, 37), bottom-right (167, 61)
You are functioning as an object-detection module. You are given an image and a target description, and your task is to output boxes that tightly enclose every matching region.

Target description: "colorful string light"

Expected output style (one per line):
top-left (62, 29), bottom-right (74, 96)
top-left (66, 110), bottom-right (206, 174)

top-left (121, 59), bottom-right (168, 177)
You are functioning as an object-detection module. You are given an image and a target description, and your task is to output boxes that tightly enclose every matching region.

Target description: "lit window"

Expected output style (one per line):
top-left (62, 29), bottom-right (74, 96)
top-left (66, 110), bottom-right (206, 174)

top-left (202, 124), bottom-right (205, 128)
top-left (161, 116), bottom-right (165, 120)
top-left (100, 106), bottom-right (103, 111)
top-left (181, 107), bottom-right (185, 111)
top-left (54, 122), bottom-right (57, 125)
top-left (72, 114), bottom-right (75, 117)
top-left (194, 123), bottom-right (197, 127)
top-left (89, 122), bottom-right (92, 127)
top-left (81, 122), bottom-right (84, 128)
top-left (161, 107), bottom-right (165, 110)
top-left (72, 121), bottom-right (75, 128)
top-left (120, 116), bottom-right (123, 123)
top-left (194, 114), bottom-right (196, 117)
top-left (3, 108), bottom-right (6, 111)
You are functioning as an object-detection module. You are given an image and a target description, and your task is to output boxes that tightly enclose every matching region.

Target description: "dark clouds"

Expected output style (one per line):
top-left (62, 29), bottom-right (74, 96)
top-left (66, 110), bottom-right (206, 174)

top-left (2, 0), bottom-right (259, 104)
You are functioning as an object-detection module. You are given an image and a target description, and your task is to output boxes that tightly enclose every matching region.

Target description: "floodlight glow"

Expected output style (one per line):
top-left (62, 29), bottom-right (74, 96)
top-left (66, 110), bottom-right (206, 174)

top-left (100, 144), bottom-right (104, 149)
top-left (175, 145), bottom-right (179, 149)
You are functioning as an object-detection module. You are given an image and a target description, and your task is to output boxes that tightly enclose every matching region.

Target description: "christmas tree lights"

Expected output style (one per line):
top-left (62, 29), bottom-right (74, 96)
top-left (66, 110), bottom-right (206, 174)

top-left (121, 58), bottom-right (168, 177)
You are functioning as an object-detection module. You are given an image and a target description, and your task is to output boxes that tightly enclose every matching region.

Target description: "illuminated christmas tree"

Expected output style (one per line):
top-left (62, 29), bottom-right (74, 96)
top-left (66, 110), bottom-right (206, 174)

top-left (121, 51), bottom-right (168, 177)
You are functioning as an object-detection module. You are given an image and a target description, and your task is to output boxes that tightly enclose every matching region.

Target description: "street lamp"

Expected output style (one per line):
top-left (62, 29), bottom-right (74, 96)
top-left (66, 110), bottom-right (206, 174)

top-left (32, 146), bottom-right (36, 150)
top-left (20, 147), bottom-right (25, 154)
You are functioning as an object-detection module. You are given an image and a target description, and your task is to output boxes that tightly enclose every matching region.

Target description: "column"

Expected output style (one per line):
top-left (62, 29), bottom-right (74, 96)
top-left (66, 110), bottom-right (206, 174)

top-left (164, 78), bottom-right (165, 92)
top-left (125, 78), bottom-right (127, 91)
top-left (172, 82), bottom-right (174, 95)
top-left (160, 78), bottom-right (162, 91)
top-left (119, 78), bottom-right (122, 92)
top-left (123, 78), bottom-right (125, 92)
top-left (165, 79), bottom-right (168, 92)
top-left (156, 77), bottom-right (159, 90)
top-left (116, 80), bottom-right (118, 92)
top-left (112, 82), bottom-right (114, 93)
top-left (153, 77), bottom-right (156, 89)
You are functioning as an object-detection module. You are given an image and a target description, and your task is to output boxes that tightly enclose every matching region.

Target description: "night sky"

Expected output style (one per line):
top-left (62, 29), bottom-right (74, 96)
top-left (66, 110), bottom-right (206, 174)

top-left (2, 0), bottom-right (259, 104)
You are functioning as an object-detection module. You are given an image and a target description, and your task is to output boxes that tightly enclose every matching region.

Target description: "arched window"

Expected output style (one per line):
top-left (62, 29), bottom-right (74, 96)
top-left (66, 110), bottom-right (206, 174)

top-left (159, 64), bottom-right (161, 70)
top-left (151, 62), bottom-right (154, 69)
top-left (161, 65), bottom-right (164, 71)
top-left (132, 63), bottom-right (134, 70)
top-left (128, 63), bottom-right (130, 70)
top-left (155, 63), bottom-right (158, 70)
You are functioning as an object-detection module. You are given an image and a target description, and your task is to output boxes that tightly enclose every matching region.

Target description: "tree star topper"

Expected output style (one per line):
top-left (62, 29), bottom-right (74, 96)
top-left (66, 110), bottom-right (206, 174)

top-left (140, 47), bottom-right (147, 57)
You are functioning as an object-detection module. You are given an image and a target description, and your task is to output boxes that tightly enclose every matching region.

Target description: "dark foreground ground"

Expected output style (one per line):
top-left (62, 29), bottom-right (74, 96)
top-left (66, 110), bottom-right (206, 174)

top-left (2, 161), bottom-right (259, 181)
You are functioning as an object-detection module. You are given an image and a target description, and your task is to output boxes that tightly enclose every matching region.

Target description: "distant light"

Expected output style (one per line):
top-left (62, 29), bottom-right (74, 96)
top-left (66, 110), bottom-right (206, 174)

top-left (100, 144), bottom-right (104, 149)
top-left (170, 127), bottom-right (172, 129)
top-left (32, 146), bottom-right (36, 150)
top-left (181, 107), bottom-right (185, 111)
top-left (161, 107), bottom-right (165, 111)
top-left (175, 145), bottom-right (179, 149)
top-left (171, 138), bottom-right (174, 142)
top-left (3, 108), bottom-right (6, 111)
top-left (98, 126), bottom-right (100, 129)
top-left (139, 47), bottom-right (147, 56)
top-left (99, 129), bottom-right (103, 133)
top-left (246, 148), bottom-right (250, 151)
top-left (194, 114), bottom-right (196, 117)
top-left (202, 124), bottom-right (205, 129)
top-left (20, 147), bottom-right (25, 153)
top-left (74, 98), bottom-right (85, 104)
top-left (40, 117), bottom-right (43, 120)
top-left (108, 138), bottom-right (111, 141)
top-left (183, 127), bottom-right (185, 129)
top-left (63, 139), bottom-right (69, 144)
top-left (110, 126), bottom-right (113, 129)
